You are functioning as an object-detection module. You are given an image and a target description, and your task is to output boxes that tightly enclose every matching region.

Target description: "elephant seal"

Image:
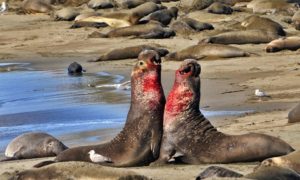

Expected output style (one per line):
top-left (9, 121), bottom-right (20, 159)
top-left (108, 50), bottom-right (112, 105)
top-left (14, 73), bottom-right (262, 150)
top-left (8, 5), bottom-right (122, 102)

top-left (196, 166), bottom-right (300, 180)
top-left (292, 10), bottom-right (300, 30)
top-left (200, 30), bottom-right (279, 44)
top-left (165, 44), bottom-right (249, 61)
top-left (240, 15), bottom-right (286, 36)
top-left (206, 2), bottom-right (233, 14)
top-left (88, 44), bottom-right (169, 62)
top-left (260, 150), bottom-right (300, 174)
top-left (53, 7), bottom-right (79, 21)
top-left (121, 0), bottom-right (161, 9)
top-left (89, 22), bottom-right (175, 39)
top-left (87, 0), bottom-right (115, 9)
top-left (22, 0), bottom-right (53, 14)
top-left (265, 36), bottom-right (300, 52)
top-left (34, 50), bottom-right (166, 168)
top-left (171, 18), bottom-right (214, 36)
top-left (142, 7), bottom-right (178, 25)
top-left (288, 103), bottom-right (300, 123)
top-left (1, 132), bottom-right (68, 161)
top-left (151, 59), bottom-right (294, 165)
top-left (68, 62), bottom-right (84, 75)
top-left (247, 0), bottom-right (299, 15)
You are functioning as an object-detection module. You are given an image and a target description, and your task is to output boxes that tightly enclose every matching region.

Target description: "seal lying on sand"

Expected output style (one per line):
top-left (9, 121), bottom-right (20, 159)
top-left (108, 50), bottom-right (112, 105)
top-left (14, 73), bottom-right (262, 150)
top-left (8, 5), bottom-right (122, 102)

top-left (34, 50), bottom-right (166, 168)
top-left (200, 29), bottom-right (279, 44)
top-left (88, 44), bottom-right (169, 62)
top-left (89, 22), bottom-right (175, 39)
top-left (152, 60), bottom-right (294, 165)
top-left (121, 0), bottom-right (161, 9)
top-left (171, 18), bottom-right (214, 36)
top-left (165, 44), bottom-right (249, 61)
top-left (87, 0), bottom-right (115, 9)
top-left (53, 7), bottom-right (79, 21)
top-left (142, 7), bottom-right (178, 25)
top-left (292, 11), bottom-right (300, 30)
top-left (288, 103), bottom-right (300, 123)
top-left (206, 2), bottom-right (233, 14)
top-left (22, 0), bottom-right (53, 14)
top-left (1, 132), bottom-right (68, 161)
top-left (260, 150), bottom-right (300, 174)
top-left (247, 0), bottom-right (299, 15)
top-left (265, 36), bottom-right (300, 52)
top-left (196, 165), bottom-right (300, 180)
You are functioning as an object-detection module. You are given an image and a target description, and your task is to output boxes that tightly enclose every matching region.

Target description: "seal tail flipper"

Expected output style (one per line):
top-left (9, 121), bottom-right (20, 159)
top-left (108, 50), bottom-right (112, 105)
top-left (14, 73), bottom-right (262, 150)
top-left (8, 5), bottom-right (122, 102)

top-left (33, 160), bottom-right (56, 168)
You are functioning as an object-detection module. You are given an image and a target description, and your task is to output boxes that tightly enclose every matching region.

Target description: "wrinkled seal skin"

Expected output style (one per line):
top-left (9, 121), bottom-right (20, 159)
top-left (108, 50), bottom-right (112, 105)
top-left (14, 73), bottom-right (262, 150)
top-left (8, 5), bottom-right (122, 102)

top-left (34, 50), bottom-right (165, 168)
top-left (152, 59), bottom-right (294, 165)
top-left (266, 37), bottom-right (300, 53)
top-left (2, 132), bottom-right (68, 161)
top-left (288, 103), bottom-right (300, 123)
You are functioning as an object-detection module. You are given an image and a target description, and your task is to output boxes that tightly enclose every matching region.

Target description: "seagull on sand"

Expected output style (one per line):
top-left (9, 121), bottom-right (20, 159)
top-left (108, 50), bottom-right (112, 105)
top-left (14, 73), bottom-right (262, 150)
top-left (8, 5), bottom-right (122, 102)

top-left (88, 150), bottom-right (112, 163)
top-left (0, 2), bottom-right (7, 13)
top-left (255, 89), bottom-right (269, 97)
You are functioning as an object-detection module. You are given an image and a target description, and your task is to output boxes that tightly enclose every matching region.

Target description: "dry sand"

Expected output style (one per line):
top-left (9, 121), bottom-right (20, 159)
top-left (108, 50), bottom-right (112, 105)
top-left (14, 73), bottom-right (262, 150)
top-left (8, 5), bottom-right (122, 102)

top-left (0, 3), bottom-right (300, 180)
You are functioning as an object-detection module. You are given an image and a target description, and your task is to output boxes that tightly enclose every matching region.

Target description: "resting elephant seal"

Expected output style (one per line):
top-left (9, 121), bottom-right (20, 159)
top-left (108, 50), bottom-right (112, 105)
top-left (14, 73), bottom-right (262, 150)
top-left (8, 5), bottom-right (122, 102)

top-left (88, 44), bottom-right (169, 62)
top-left (121, 0), bottom-right (161, 9)
top-left (200, 30), bottom-right (279, 44)
top-left (288, 103), bottom-right (300, 123)
top-left (34, 50), bottom-right (166, 168)
top-left (1, 132), bottom-right (68, 161)
top-left (22, 0), bottom-right (53, 14)
top-left (206, 2), bottom-right (233, 14)
top-left (142, 7), bottom-right (178, 25)
top-left (152, 60), bottom-right (294, 165)
top-left (89, 22), bottom-right (175, 39)
top-left (196, 165), bottom-right (300, 180)
top-left (87, 0), bottom-right (115, 9)
top-left (292, 10), bottom-right (300, 30)
top-left (53, 7), bottom-right (79, 21)
top-left (265, 36), bottom-right (300, 52)
top-left (165, 44), bottom-right (249, 61)
top-left (247, 0), bottom-right (299, 15)
top-left (171, 18), bottom-right (214, 36)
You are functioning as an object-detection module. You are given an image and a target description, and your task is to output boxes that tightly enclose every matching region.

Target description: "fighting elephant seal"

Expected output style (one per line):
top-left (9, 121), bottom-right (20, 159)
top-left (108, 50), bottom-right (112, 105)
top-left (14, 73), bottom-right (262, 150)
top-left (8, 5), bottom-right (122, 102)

top-left (288, 103), bottom-right (300, 123)
top-left (88, 44), bottom-right (169, 62)
top-left (266, 36), bottom-right (300, 52)
top-left (165, 44), bottom-right (249, 61)
top-left (2, 132), bottom-right (68, 161)
top-left (22, 0), bottom-right (53, 14)
top-left (34, 50), bottom-right (166, 168)
top-left (200, 29), bottom-right (279, 44)
top-left (151, 60), bottom-right (294, 165)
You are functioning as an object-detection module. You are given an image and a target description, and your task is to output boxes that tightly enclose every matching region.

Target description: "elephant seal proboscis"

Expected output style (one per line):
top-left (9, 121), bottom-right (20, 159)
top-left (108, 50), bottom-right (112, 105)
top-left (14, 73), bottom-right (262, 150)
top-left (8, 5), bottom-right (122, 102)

top-left (151, 59), bottom-right (294, 165)
top-left (1, 132), bottom-right (68, 161)
top-left (34, 50), bottom-right (166, 168)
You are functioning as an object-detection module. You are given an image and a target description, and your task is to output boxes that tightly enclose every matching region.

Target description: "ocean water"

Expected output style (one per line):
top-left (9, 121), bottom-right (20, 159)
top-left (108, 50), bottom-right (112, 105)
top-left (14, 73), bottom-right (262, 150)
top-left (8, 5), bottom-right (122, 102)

top-left (0, 63), bottom-right (250, 154)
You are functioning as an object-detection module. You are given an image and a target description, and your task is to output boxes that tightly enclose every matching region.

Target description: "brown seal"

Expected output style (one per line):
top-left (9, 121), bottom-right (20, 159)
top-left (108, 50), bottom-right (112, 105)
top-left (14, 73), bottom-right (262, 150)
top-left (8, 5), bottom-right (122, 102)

top-left (266, 37), bottom-right (300, 52)
top-left (260, 150), bottom-right (300, 174)
top-left (152, 59), bottom-right (294, 165)
top-left (288, 103), bottom-right (300, 123)
top-left (292, 10), bottom-right (300, 30)
top-left (34, 50), bottom-right (165, 168)
top-left (200, 29), bottom-right (279, 44)
top-left (206, 2), bottom-right (233, 14)
top-left (247, 0), bottom-right (299, 15)
top-left (121, 0), bottom-right (161, 9)
top-left (87, 0), bottom-right (115, 9)
top-left (171, 18), bottom-right (214, 36)
top-left (2, 132), bottom-right (68, 161)
top-left (165, 44), bottom-right (249, 61)
top-left (53, 7), bottom-right (80, 21)
top-left (88, 44), bottom-right (169, 62)
top-left (21, 0), bottom-right (53, 14)
top-left (142, 7), bottom-right (178, 26)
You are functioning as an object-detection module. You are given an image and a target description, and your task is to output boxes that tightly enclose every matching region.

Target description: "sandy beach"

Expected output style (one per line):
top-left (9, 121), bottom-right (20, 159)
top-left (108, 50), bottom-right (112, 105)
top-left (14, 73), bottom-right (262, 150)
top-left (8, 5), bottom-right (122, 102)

top-left (0, 1), bottom-right (300, 179)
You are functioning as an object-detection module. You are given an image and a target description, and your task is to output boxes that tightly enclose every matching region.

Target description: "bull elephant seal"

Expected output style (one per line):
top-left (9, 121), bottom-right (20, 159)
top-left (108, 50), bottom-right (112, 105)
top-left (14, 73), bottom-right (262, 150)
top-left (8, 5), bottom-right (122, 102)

top-left (165, 44), bottom-right (249, 61)
top-left (88, 44), bottom-right (169, 62)
top-left (142, 7), bottom-right (178, 25)
top-left (260, 150), bottom-right (300, 174)
top-left (196, 165), bottom-right (300, 180)
top-left (22, 0), bottom-right (53, 14)
top-left (1, 132), bottom-right (68, 161)
top-left (89, 22), bottom-right (175, 39)
top-left (206, 2), bottom-right (233, 14)
top-left (34, 50), bottom-right (166, 168)
top-left (288, 103), bottom-right (300, 123)
top-left (265, 36), bottom-right (300, 52)
top-left (53, 7), bottom-right (79, 21)
top-left (200, 29), bottom-right (279, 44)
top-left (292, 10), bottom-right (300, 30)
top-left (151, 60), bottom-right (294, 165)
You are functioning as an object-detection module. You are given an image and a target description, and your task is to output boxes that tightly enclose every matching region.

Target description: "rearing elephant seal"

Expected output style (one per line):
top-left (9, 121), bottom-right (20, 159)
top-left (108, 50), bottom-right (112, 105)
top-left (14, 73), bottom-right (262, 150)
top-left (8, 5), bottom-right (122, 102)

top-left (152, 59), bottom-right (294, 165)
top-left (34, 50), bottom-right (166, 168)
top-left (2, 132), bottom-right (68, 161)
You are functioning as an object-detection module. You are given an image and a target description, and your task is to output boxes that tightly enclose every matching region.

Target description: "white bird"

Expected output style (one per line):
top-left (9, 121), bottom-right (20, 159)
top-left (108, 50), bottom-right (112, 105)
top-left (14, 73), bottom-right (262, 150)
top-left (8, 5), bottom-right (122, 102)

top-left (88, 150), bottom-right (112, 163)
top-left (255, 89), bottom-right (268, 97)
top-left (0, 2), bottom-right (7, 13)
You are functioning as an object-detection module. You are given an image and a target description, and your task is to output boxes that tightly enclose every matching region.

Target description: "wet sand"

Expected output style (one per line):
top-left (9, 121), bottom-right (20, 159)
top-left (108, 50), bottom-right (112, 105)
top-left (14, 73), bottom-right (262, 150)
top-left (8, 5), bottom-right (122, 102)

top-left (0, 4), bottom-right (300, 180)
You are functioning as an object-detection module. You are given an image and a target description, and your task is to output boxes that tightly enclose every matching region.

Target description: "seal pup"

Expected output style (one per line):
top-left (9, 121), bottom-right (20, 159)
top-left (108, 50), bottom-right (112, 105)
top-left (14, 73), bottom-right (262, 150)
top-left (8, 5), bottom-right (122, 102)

top-left (200, 29), bottom-right (279, 44)
top-left (141, 7), bottom-right (178, 26)
top-left (34, 50), bottom-right (166, 168)
top-left (165, 44), bottom-right (250, 61)
top-left (68, 62), bottom-right (84, 75)
top-left (1, 132), bottom-right (68, 161)
top-left (206, 2), bottom-right (233, 14)
top-left (152, 59), bottom-right (294, 165)
top-left (88, 44), bottom-right (169, 62)
top-left (21, 0), bottom-right (53, 14)
top-left (288, 103), bottom-right (300, 123)
top-left (265, 36), bottom-right (300, 52)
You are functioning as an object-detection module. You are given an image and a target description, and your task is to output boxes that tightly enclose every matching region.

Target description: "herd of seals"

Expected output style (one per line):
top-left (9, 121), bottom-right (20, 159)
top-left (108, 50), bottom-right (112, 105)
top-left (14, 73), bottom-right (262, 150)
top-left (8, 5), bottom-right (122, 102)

top-left (2, 0), bottom-right (300, 179)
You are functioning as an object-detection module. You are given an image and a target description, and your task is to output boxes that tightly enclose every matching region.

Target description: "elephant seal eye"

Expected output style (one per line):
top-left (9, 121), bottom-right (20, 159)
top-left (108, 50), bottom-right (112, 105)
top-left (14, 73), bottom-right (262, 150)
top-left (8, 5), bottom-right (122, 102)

top-left (139, 61), bottom-right (144, 66)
